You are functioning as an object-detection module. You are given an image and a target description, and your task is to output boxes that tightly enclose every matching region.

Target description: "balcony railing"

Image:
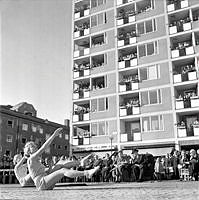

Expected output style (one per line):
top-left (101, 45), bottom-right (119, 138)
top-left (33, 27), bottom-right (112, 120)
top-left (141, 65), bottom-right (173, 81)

top-left (120, 132), bottom-right (141, 142)
top-left (120, 100), bottom-right (140, 116)
top-left (167, 0), bottom-right (188, 12)
top-left (177, 124), bottom-right (199, 137)
top-left (118, 31), bottom-right (137, 47)
top-left (73, 89), bottom-right (90, 100)
top-left (73, 112), bottom-right (90, 122)
top-left (74, 48), bottom-right (90, 58)
top-left (175, 96), bottom-right (199, 109)
top-left (119, 76), bottom-right (139, 92)
top-left (118, 53), bottom-right (137, 69)
top-left (173, 70), bottom-right (197, 83)
top-left (171, 42), bottom-right (194, 58)
top-left (169, 19), bottom-right (191, 35)
top-left (74, 7), bottom-right (90, 19)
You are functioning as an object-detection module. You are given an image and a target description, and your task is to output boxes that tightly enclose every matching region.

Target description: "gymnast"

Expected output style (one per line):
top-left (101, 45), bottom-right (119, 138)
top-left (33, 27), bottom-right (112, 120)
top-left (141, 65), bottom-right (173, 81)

top-left (24, 127), bottom-right (99, 190)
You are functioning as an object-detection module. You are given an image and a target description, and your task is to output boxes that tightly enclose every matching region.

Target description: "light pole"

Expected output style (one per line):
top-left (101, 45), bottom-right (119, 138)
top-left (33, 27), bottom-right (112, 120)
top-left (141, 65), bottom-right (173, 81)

top-left (109, 134), bottom-right (114, 155)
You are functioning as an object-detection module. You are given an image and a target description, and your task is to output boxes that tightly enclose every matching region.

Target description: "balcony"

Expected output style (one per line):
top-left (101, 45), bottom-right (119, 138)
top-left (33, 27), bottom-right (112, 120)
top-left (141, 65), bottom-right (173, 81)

top-left (175, 94), bottom-right (199, 110)
top-left (171, 40), bottom-right (194, 58)
top-left (167, 0), bottom-right (188, 12)
top-left (177, 124), bottom-right (199, 137)
top-left (120, 98), bottom-right (140, 117)
top-left (121, 132), bottom-right (141, 142)
top-left (118, 30), bottom-right (137, 47)
top-left (119, 74), bottom-right (139, 92)
top-left (74, 22), bottom-right (90, 38)
top-left (73, 63), bottom-right (90, 78)
top-left (169, 18), bottom-right (191, 35)
top-left (73, 104), bottom-right (90, 122)
top-left (118, 49), bottom-right (137, 69)
top-left (74, 3), bottom-right (90, 20)
top-left (73, 136), bottom-right (90, 145)
top-left (173, 64), bottom-right (197, 83)
top-left (117, 5), bottom-right (136, 26)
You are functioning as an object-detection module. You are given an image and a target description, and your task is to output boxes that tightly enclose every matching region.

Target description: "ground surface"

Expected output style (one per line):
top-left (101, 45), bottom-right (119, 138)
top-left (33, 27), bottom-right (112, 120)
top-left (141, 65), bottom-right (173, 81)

top-left (0, 180), bottom-right (199, 200)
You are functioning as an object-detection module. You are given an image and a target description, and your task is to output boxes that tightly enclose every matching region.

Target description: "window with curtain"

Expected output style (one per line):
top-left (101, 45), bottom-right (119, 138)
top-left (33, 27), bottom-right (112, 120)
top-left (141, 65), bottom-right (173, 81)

top-left (151, 115), bottom-right (159, 130)
top-left (142, 117), bottom-right (150, 132)
top-left (141, 91), bottom-right (149, 106)
top-left (99, 122), bottom-right (105, 135)
top-left (91, 123), bottom-right (97, 136)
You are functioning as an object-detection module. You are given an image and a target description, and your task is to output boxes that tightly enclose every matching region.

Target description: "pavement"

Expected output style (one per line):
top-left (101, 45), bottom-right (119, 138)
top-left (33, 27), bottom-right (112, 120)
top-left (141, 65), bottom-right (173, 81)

top-left (0, 181), bottom-right (199, 200)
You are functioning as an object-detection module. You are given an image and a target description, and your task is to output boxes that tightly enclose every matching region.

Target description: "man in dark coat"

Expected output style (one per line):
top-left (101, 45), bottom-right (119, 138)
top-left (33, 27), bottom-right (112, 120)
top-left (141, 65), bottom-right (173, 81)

top-left (130, 148), bottom-right (146, 182)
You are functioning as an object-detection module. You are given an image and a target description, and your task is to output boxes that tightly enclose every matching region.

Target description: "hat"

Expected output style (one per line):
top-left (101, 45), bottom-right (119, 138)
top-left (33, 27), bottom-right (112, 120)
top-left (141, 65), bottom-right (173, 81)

top-left (131, 148), bottom-right (138, 154)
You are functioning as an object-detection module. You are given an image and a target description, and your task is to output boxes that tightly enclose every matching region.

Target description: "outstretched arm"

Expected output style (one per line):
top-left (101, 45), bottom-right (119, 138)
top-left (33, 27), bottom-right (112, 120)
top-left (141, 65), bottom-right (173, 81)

top-left (14, 156), bottom-right (27, 171)
top-left (32, 128), bottom-right (63, 158)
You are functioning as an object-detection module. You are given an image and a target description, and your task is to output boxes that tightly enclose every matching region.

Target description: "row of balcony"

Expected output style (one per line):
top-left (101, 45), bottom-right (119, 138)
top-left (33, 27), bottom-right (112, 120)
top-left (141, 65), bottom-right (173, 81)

top-left (72, 95), bottom-right (199, 122)
top-left (72, 125), bottom-right (199, 146)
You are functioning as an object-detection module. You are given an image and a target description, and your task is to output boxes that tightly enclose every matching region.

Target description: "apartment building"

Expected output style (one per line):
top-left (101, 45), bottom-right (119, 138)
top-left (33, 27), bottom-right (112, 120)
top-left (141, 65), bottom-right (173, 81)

top-left (71, 0), bottom-right (199, 157)
top-left (0, 102), bottom-right (70, 160)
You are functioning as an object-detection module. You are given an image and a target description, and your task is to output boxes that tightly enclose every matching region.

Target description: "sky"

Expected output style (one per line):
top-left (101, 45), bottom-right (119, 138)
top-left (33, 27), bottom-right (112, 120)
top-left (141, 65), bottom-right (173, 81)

top-left (0, 0), bottom-right (72, 125)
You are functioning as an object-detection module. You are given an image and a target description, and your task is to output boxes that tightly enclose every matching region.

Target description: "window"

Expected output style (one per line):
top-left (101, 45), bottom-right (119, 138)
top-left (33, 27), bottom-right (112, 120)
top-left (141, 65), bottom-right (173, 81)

top-left (92, 53), bottom-right (107, 68)
top-left (39, 127), bottom-right (43, 134)
top-left (7, 120), bottom-right (13, 128)
top-left (65, 134), bottom-right (69, 140)
top-left (92, 76), bottom-right (107, 90)
top-left (137, 19), bottom-right (156, 35)
top-left (22, 123), bottom-right (28, 131)
top-left (91, 12), bottom-right (107, 27)
top-left (21, 138), bottom-right (27, 144)
top-left (140, 65), bottom-right (159, 81)
top-left (91, 0), bottom-right (106, 8)
top-left (64, 146), bottom-right (68, 150)
top-left (142, 115), bottom-right (163, 132)
top-left (6, 135), bottom-right (13, 143)
top-left (138, 41), bottom-right (158, 58)
top-left (91, 97), bottom-right (108, 112)
top-left (32, 124), bottom-right (37, 132)
top-left (141, 89), bottom-right (162, 106)
top-left (91, 121), bottom-right (108, 136)
top-left (92, 33), bottom-right (106, 47)
top-left (57, 145), bottom-right (61, 149)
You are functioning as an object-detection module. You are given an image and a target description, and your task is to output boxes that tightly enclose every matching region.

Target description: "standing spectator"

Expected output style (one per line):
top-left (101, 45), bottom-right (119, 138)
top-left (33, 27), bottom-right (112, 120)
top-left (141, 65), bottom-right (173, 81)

top-left (170, 150), bottom-right (180, 179)
top-left (130, 149), bottom-right (146, 182)
top-left (154, 157), bottom-right (164, 181)
top-left (188, 149), bottom-right (199, 181)
top-left (101, 153), bottom-right (113, 182)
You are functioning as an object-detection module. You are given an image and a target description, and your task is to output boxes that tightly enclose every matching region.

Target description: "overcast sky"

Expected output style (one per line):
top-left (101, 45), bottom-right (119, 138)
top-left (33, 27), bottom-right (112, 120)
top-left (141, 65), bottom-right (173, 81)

top-left (0, 0), bottom-right (72, 124)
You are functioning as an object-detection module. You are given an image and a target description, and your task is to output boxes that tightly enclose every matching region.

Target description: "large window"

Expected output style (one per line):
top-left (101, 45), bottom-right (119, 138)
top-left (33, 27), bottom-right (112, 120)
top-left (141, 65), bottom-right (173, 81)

top-left (91, 97), bottom-right (108, 112)
top-left (141, 89), bottom-right (162, 106)
top-left (92, 75), bottom-right (107, 90)
top-left (137, 19), bottom-right (156, 35)
top-left (142, 115), bottom-right (163, 132)
top-left (91, 12), bottom-right (107, 27)
top-left (91, 0), bottom-right (106, 8)
top-left (138, 41), bottom-right (158, 58)
top-left (91, 121), bottom-right (108, 136)
top-left (140, 65), bottom-right (160, 81)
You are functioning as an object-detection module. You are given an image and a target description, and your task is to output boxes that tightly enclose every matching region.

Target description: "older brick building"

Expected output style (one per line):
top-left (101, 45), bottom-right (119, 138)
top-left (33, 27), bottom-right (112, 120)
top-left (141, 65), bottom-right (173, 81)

top-left (0, 102), bottom-right (70, 163)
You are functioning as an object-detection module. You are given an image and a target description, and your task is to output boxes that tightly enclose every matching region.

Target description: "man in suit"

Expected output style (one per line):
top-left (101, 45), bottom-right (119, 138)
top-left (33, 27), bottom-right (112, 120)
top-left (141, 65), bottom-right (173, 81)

top-left (130, 148), bottom-right (146, 182)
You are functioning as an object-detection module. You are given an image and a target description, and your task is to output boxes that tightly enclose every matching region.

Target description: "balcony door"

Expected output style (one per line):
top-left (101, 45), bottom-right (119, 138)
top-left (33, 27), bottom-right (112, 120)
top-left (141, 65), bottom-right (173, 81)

top-left (185, 116), bottom-right (197, 136)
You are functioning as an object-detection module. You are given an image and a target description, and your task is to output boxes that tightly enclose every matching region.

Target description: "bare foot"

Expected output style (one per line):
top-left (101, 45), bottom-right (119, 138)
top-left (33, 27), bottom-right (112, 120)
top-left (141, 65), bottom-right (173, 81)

top-left (86, 166), bottom-right (100, 179)
top-left (80, 154), bottom-right (94, 167)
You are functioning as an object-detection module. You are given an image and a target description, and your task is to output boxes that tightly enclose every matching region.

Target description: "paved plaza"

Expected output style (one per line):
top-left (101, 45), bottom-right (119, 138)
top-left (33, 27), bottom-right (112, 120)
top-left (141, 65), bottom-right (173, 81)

top-left (0, 181), bottom-right (199, 200)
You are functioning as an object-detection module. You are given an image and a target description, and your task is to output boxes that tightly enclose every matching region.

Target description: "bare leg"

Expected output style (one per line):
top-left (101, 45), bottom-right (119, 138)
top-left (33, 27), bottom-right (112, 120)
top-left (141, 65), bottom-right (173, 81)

top-left (50, 160), bottom-right (80, 173)
top-left (43, 167), bottom-right (99, 189)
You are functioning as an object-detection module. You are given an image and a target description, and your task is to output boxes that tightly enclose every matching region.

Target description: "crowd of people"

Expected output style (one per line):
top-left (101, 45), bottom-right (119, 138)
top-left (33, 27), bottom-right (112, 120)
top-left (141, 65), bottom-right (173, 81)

top-left (1, 128), bottom-right (199, 190)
